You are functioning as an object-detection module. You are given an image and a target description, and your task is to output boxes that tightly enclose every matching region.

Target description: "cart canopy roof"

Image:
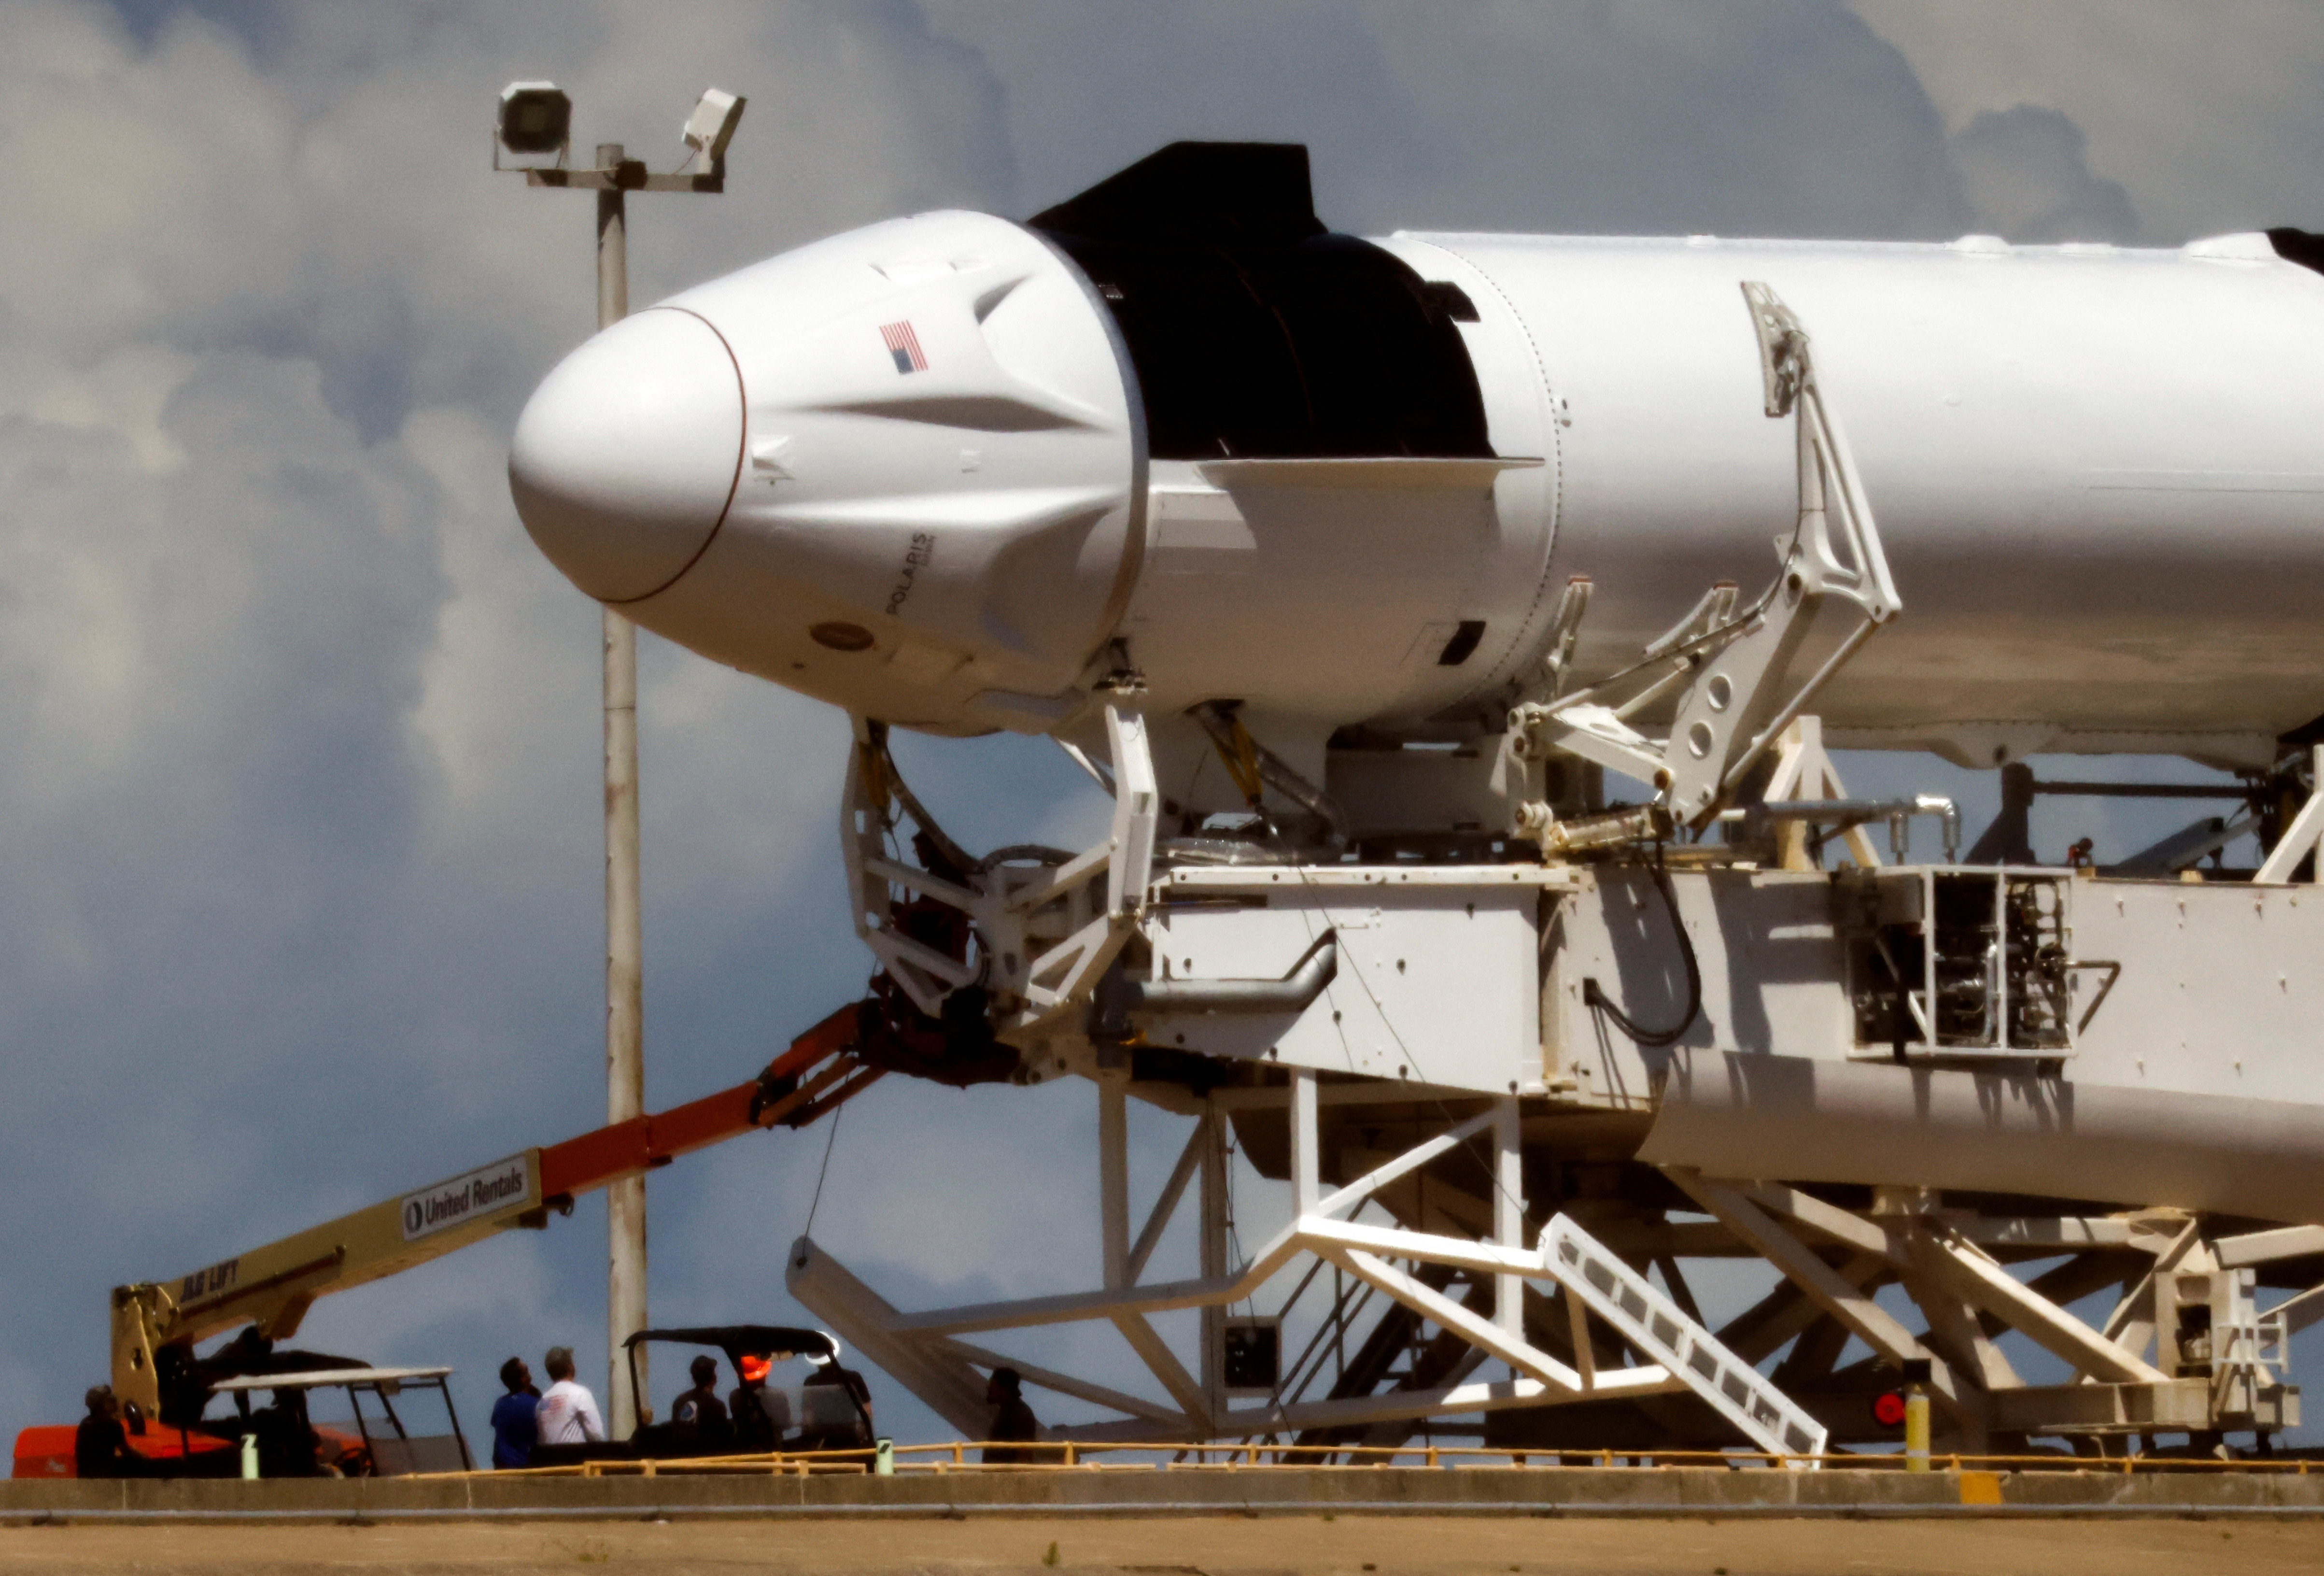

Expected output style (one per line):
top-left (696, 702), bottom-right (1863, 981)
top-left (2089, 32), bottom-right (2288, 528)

top-left (620, 1326), bottom-right (834, 1361)
top-left (210, 1366), bottom-right (452, 1392)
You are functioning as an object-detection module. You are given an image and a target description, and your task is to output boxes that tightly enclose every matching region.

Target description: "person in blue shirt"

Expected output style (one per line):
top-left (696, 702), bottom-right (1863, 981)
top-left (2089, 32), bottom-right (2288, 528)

top-left (489, 1357), bottom-right (540, 1469)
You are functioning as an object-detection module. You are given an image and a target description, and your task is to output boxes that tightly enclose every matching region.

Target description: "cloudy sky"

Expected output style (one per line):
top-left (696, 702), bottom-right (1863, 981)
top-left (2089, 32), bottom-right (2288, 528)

top-left (6, 0), bottom-right (2321, 1451)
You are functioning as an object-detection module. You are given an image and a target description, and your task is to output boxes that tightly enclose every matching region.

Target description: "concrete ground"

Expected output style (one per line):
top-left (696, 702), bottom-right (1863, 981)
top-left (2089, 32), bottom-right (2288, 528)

top-left (0, 1516), bottom-right (2313, 1575)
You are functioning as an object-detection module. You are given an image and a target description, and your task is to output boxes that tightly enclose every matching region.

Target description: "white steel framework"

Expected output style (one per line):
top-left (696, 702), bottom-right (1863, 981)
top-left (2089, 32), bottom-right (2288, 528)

top-left (786, 284), bottom-right (2320, 1463)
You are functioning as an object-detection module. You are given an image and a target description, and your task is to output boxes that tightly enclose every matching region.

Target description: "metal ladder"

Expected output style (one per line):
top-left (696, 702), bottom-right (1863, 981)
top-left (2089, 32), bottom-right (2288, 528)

top-left (1545, 1214), bottom-right (1829, 1465)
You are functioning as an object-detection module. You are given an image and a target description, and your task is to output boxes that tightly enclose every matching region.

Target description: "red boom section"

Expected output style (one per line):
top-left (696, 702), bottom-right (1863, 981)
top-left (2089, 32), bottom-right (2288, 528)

top-left (537, 1002), bottom-right (874, 1205)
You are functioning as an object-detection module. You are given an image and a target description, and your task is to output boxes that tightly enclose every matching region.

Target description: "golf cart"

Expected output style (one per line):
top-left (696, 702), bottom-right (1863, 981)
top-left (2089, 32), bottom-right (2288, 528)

top-left (531, 1324), bottom-right (873, 1465)
top-left (14, 1348), bottom-right (472, 1479)
top-left (209, 1365), bottom-right (473, 1477)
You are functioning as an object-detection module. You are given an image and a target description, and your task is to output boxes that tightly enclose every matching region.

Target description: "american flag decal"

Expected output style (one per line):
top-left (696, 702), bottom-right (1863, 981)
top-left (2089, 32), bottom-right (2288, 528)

top-left (880, 320), bottom-right (928, 374)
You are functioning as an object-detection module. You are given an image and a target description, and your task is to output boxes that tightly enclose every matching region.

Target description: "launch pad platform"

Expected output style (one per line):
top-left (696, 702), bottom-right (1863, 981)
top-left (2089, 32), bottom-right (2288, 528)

top-left (10, 1452), bottom-right (2324, 1524)
top-left (3, 1513), bottom-right (2320, 1576)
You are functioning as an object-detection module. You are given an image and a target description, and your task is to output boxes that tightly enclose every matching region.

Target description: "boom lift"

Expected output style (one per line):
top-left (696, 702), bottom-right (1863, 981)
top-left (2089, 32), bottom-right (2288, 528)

top-left (107, 1002), bottom-right (881, 1419)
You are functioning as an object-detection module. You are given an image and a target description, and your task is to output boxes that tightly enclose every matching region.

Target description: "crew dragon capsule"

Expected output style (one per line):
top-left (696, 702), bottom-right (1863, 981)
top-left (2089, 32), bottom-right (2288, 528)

top-left (509, 142), bottom-right (2324, 808)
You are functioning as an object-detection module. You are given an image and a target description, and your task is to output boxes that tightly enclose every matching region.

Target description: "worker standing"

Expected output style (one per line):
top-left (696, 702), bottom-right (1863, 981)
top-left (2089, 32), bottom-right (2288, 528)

top-left (981, 1367), bottom-right (1040, 1465)
top-left (535, 1346), bottom-right (606, 1446)
top-left (74, 1386), bottom-right (137, 1478)
top-left (670, 1355), bottom-right (729, 1441)
top-left (490, 1357), bottom-right (541, 1468)
top-left (729, 1353), bottom-right (777, 1451)
top-left (801, 1347), bottom-right (874, 1449)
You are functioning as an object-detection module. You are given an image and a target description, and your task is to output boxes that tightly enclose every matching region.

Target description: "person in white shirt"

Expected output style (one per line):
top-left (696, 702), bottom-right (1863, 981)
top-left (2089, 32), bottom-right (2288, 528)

top-left (533, 1346), bottom-right (606, 1446)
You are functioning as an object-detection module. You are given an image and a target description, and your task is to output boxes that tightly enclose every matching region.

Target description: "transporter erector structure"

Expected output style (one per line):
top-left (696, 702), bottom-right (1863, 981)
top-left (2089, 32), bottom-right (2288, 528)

top-left (506, 143), bottom-right (2324, 1457)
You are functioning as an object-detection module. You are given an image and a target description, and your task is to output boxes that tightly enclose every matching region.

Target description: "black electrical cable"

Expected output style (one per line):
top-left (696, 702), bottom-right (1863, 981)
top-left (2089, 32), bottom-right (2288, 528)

top-left (1580, 851), bottom-right (1702, 1049)
top-left (797, 1101), bottom-right (844, 1249)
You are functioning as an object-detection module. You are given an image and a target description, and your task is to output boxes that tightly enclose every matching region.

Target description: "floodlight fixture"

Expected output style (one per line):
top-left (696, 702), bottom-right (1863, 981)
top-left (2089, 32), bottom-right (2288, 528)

top-left (494, 84), bottom-right (743, 193)
top-left (496, 81), bottom-right (572, 161)
top-left (682, 88), bottom-right (746, 172)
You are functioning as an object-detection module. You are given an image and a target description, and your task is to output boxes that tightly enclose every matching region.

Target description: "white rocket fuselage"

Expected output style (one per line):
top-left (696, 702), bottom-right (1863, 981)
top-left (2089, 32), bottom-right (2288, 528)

top-left (1397, 227), bottom-right (2324, 771)
top-left (509, 173), bottom-right (2324, 782)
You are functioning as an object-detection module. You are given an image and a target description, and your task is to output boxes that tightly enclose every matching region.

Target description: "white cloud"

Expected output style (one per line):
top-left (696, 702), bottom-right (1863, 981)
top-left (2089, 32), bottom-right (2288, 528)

top-left (1853, 0), bottom-right (2324, 240)
top-left (1950, 103), bottom-right (2141, 243)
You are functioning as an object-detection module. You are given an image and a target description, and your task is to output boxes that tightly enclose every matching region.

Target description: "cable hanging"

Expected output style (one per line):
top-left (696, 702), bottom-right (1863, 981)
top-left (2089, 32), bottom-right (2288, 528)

top-left (1580, 850), bottom-right (1703, 1049)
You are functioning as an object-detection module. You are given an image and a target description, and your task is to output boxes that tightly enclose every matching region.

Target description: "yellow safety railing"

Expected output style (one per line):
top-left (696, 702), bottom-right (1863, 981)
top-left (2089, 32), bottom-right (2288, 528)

top-left (438, 1439), bottom-right (2317, 1480)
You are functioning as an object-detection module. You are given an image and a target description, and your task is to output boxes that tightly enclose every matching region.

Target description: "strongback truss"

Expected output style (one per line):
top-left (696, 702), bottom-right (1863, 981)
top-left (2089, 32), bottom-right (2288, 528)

top-left (790, 1086), bottom-right (2302, 1457)
top-left (824, 684), bottom-right (2316, 1457)
top-left (790, 1075), bottom-right (1828, 1463)
top-left (809, 272), bottom-right (2322, 1461)
top-left (843, 694), bottom-right (1158, 1028)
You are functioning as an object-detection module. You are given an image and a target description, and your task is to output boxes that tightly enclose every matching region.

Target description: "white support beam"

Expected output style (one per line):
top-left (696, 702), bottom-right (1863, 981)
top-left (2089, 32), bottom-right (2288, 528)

top-left (1308, 1211), bottom-right (1820, 1454)
top-left (1104, 699), bottom-right (1157, 916)
top-left (1654, 1255), bottom-right (1705, 1327)
top-left (1333, 1247), bottom-right (1587, 1395)
top-left (1112, 1313), bottom-right (1212, 1433)
top-left (784, 1238), bottom-right (992, 1439)
top-left (1720, 1253), bottom-right (1887, 1364)
top-left (1722, 1179), bottom-right (2159, 1391)
top-left (1762, 716), bottom-right (1884, 871)
top-left (1100, 1074), bottom-right (1130, 1290)
top-left (1227, 1363), bottom-right (1681, 1434)
top-left (1899, 1234), bottom-right (2020, 1395)
top-left (1956, 1217), bottom-right (2141, 1252)
top-left (1735, 1179), bottom-right (1901, 1265)
top-left (1493, 1096), bottom-right (1525, 1344)
top-left (1125, 1121), bottom-right (1206, 1286)
top-left (1289, 1066), bottom-right (1320, 1219)
top-left (887, 1221), bottom-right (1309, 1337)
top-left (1563, 1284), bottom-right (1595, 1390)
top-left (1300, 1215), bottom-right (1546, 1282)
top-left (1211, 1080), bottom-right (1488, 1112)
top-left (1366, 1163), bottom-right (1494, 1240)
top-left (2270, 1282), bottom-right (2324, 1335)
top-left (2104, 1219), bottom-right (2201, 1361)
top-left (1911, 1225), bottom-right (2169, 1385)
top-left (2217, 1224), bottom-right (2324, 1268)
top-left (933, 1336), bottom-right (1186, 1428)
top-left (861, 853), bottom-right (978, 913)
top-left (1198, 1103), bottom-right (1227, 1421)
top-left (1054, 1367), bottom-right (1695, 1446)
top-left (1664, 1170), bottom-right (1969, 1416)
top-left (2255, 744), bottom-right (2324, 884)
top-left (1314, 1110), bottom-right (1495, 1221)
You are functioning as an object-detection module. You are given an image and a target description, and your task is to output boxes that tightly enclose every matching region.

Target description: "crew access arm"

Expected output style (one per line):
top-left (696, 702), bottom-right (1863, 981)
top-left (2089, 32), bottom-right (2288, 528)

top-left (109, 1005), bottom-right (877, 1415)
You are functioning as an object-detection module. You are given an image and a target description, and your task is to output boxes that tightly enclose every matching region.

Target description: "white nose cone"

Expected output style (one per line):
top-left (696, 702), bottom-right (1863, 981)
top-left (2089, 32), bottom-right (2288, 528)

top-left (509, 308), bottom-right (745, 603)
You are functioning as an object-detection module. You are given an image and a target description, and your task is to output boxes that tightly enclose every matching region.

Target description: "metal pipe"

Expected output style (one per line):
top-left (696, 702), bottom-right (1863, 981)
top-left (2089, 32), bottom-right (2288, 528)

top-left (1092, 932), bottom-right (1338, 1042)
top-left (1522, 803), bottom-right (1675, 855)
top-left (1741, 796), bottom-right (1960, 863)
top-left (2033, 780), bottom-right (2253, 800)
top-left (598, 141), bottom-right (648, 1441)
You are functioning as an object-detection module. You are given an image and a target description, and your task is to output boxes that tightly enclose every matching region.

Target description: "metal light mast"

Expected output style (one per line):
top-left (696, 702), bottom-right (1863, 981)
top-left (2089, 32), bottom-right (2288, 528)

top-left (494, 81), bottom-right (746, 1439)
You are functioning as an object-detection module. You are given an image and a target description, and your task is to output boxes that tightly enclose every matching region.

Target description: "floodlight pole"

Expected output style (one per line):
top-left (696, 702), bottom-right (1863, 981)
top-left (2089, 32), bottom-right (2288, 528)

top-left (505, 122), bottom-right (733, 1440)
top-left (593, 142), bottom-right (649, 1445)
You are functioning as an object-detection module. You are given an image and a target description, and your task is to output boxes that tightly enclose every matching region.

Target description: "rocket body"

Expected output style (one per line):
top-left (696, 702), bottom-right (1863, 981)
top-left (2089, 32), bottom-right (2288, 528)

top-left (1405, 227), bottom-right (2324, 770)
top-left (509, 145), bottom-right (2324, 783)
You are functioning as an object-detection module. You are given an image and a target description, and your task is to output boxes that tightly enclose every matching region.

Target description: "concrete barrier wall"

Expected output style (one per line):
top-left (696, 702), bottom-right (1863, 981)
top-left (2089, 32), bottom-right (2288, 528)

top-left (4, 1466), bottom-right (2323, 1522)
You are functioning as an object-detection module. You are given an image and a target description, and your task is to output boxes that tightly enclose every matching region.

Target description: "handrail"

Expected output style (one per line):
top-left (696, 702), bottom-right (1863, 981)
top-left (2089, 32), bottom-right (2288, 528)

top-left (433, 1438), bottom-right (2320, 1479)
